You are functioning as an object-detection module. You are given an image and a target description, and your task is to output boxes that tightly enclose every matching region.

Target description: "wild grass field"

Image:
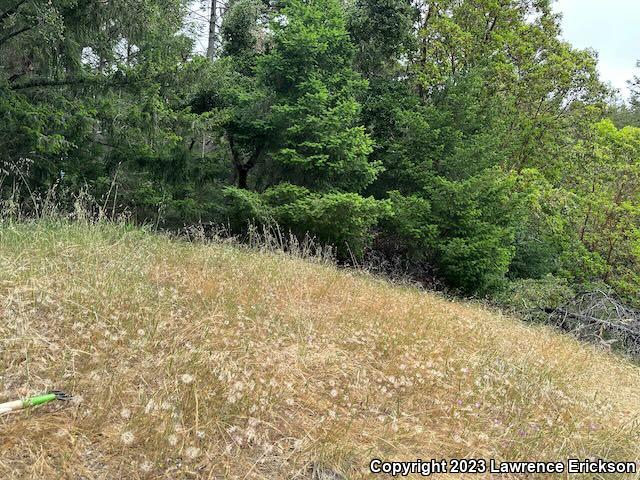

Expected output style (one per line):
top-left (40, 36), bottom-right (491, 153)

top-left (0, 221), bottom-right (639, 479)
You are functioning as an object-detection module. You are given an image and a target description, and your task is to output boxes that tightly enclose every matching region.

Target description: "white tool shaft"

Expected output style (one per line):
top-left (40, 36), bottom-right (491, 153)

top-left (0, 400), bottom-right (24, 415)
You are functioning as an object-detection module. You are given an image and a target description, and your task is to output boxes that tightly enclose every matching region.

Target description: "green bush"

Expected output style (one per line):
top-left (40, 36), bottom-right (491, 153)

top-left (219, 186), bottom-right (272, 232)
top-left (377, 191), bottom-right (438, 260)
top-left (270, 190), bottom-right (387, 259)
top-left (262, 183), bottom-right (311, 207)
top-left (430, 168), bottom-right (521, 295)
top-left (438, 234), bottom-right (514, 294)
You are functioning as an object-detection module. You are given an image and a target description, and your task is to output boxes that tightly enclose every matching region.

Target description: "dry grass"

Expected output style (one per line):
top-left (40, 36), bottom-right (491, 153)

top-left (0, 221), bottom-right (639, 479)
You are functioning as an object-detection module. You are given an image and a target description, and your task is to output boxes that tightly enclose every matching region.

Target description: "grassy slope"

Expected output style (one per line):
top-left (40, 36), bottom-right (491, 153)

top-left (0, 222), bottom-right (638, 479)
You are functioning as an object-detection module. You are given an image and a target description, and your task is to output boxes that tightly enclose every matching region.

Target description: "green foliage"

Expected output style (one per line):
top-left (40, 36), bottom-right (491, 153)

top-left (219, 186), bottom-right (272, 231)
top-left (437, 236), bottom-right (513, 294)
top-left (257, 0), bottom-right (380, 192)
top-left (563, 119), bottom-right (640, 303)
top-left (261, 182), bottom-right (310, 206)
top-left (377, 191), bottom-right (438, 260)
top-left (221, 0), bottom-right (265, 59)
top-left (610, 63), bottom-right (640, 128)
top-left (267, 188), bottom-right (387, 259)
top-left (430, 169), bottom-right (522, 294)
top-left (2, 0), bottom-right (639, 304)
top-left (347, 0), bottom-right (418, 77)
top-left (508, 169), bottom-right (574, 280)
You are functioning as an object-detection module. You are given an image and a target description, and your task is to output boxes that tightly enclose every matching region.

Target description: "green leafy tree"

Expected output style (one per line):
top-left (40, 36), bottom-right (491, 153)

top-left (0, 0), bottom-right (202, 221)
top-left (567, 119), bottom-right (640, 302)
top-left (430, 168), bottom-right (523, 294)
top-left (4, 0), bottom-right (637, 303)
top-left (256, 0), bottom-right (379, 192)
top-left (347, 0), bottom-right (418, 78)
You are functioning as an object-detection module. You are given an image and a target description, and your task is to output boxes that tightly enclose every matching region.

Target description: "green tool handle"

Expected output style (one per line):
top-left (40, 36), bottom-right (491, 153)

top-left (23, 393), bottom-right (57, 408)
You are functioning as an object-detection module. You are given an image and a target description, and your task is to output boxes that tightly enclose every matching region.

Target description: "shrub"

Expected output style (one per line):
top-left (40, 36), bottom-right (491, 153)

top-left (262, 183), bottom-right (311, 207)
top-left (270, 190), bottom-right (387, 260)
top-left (430, 168), bottom-right (521, 295)
top-left (376, 191), bottom-right (438, 260)
top-left (219, 186), bottom-right (272, 231)
top-left (438, 233), bottom-right (514, 294)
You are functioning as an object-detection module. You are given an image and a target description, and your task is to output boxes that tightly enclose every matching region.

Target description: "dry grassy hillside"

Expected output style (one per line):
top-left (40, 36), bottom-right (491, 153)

top-left (1, 222), bottom-right (639, 479)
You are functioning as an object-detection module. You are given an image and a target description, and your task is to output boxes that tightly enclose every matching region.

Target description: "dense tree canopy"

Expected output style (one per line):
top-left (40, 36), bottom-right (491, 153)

top-left (1, 0), bottom-right (639, 305)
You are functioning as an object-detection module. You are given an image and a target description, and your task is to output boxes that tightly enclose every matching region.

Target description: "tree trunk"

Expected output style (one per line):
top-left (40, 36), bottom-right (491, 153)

top-left (207, 0), bottom-right (217, 61)
top-left (237, 166), bottom-right (248, 189)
